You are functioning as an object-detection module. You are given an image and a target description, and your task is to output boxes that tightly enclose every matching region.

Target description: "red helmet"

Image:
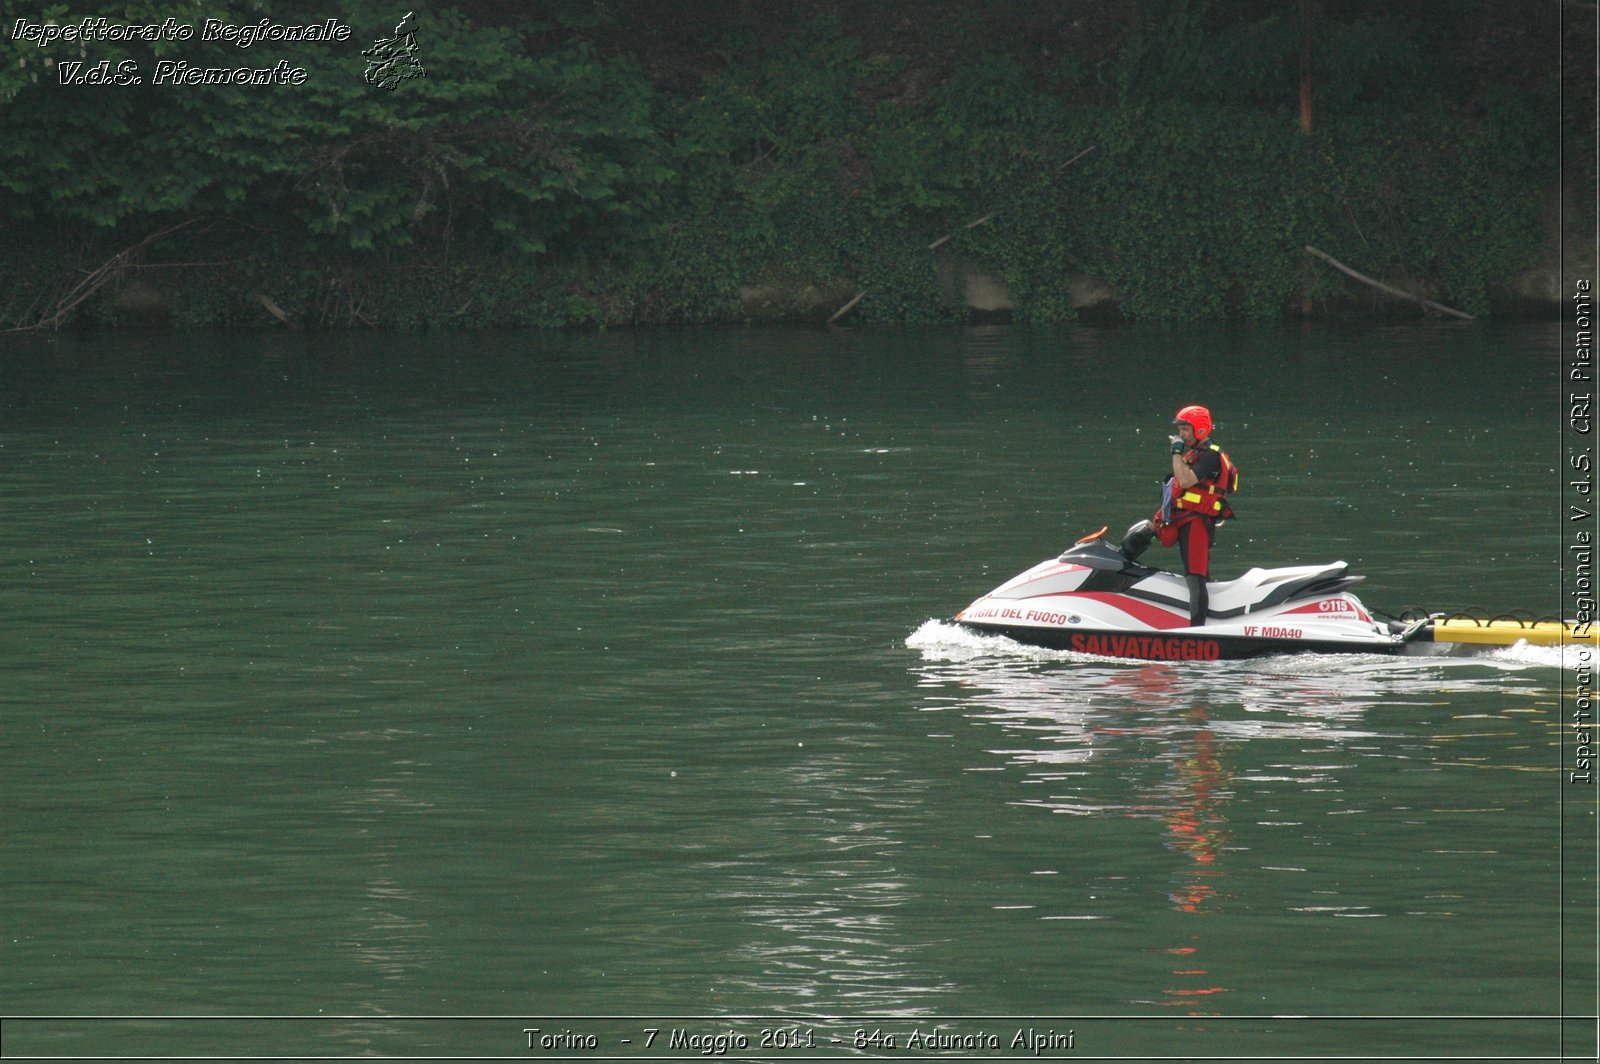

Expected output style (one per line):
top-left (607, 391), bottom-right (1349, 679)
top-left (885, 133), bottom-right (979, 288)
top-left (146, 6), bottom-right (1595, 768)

top-left (1173, 404), bottom-right (1213, 439)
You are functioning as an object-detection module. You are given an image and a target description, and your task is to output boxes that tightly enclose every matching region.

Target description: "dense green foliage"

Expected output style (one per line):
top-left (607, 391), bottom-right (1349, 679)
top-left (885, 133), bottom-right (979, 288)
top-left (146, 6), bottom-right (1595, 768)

top-left (0, 0), bottom-right (1582, 328)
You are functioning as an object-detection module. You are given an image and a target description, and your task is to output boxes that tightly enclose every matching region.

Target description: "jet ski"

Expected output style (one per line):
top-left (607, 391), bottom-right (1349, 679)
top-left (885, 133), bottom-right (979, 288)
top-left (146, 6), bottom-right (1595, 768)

top-left (953, 528), bottom-right (1426, 660)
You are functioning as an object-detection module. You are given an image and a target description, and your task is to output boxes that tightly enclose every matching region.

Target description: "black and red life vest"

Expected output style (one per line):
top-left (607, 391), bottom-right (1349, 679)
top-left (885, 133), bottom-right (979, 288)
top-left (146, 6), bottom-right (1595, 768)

top-left (1173, 440), bottom-right (1238, 520)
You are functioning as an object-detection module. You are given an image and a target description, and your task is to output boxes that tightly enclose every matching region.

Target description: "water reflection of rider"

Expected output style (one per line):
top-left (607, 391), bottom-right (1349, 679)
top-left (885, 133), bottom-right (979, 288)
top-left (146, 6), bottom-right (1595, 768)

top-left (1105, 670), bottom-right (1230, 916)
top-left (1120, 405), bottom-right (1233, 627)
top-left (1163, 706), bottom-right (1226, 914)
top-left (1159, 702), bottom-right (1231, 1012)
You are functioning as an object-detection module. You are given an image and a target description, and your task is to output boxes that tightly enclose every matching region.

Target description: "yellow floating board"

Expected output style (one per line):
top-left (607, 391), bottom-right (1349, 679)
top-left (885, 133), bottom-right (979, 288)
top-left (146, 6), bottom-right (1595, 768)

top-left (1428, 617), bottom-right (1596, 647)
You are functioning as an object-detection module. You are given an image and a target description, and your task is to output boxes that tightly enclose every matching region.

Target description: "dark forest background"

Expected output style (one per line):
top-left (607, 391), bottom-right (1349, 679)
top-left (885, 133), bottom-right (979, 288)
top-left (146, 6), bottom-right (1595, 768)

top-left (2, 0), bottom-right (1594, 329)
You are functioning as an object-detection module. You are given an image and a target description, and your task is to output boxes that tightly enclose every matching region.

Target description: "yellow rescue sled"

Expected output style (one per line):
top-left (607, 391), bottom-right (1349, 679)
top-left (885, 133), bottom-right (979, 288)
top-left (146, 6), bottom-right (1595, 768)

top-left (1421, 615), bottom-right (1595, 648)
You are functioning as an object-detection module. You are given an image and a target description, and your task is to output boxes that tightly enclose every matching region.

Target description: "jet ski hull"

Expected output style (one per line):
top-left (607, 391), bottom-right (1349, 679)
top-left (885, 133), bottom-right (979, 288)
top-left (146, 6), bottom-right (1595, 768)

top-left (951, 619), bottom-right (1405, 660)
top-left (953, 535), bottom-right (1417, 660)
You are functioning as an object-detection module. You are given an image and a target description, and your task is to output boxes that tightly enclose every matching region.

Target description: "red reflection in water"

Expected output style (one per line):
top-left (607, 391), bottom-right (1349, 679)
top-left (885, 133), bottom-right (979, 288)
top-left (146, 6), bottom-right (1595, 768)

top-left (1164, 712), bottom-right (1227, 910)
top-left (1160, 939), bottom-right (1229, 1011)
top-left (1158, 705), bottom-right (1233, 1012)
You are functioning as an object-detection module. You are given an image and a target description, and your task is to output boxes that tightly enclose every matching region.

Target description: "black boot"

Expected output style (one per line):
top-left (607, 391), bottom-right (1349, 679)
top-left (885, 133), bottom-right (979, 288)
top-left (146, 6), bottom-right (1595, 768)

top-left (1120, 520), bottom-right (1154, 561)
top-left (1185, 574), bottom-right (1209, 627)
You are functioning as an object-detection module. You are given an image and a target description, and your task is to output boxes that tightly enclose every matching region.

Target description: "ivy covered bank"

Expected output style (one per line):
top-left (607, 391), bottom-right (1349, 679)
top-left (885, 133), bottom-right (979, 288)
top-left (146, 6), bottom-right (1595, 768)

top-left (1, 0), bottom-right (1591, 329)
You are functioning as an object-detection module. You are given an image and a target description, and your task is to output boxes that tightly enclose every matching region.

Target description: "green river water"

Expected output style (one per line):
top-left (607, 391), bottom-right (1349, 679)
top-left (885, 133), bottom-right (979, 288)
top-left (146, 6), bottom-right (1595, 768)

top-left (1, 322), bottom-right (1594, 1060)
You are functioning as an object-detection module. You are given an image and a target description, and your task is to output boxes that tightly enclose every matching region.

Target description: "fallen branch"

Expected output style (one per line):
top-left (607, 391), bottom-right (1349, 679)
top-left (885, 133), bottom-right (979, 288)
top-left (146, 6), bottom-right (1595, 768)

top-left (829, 145), bottom-right (1098, 325)
top-left (826, 288), bottom-right (869, 325)
top-left (6, 219), bottom-right (201, 332)
top-left (256, 293), bottom-right (294, 326)
top-left (928, 214), bottom-right (995, 252)
top-left (1056, 145), bottom-right (1098, 171)
top-left (926, 147), bottom-right (1096, 252)
top-left (1304, 244), bottom-right (1475, 321)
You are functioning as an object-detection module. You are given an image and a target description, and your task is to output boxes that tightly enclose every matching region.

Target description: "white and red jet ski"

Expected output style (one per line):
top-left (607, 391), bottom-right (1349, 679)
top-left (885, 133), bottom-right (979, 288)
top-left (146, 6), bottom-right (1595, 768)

top-left (953, 528), bottom-right (1425, 660)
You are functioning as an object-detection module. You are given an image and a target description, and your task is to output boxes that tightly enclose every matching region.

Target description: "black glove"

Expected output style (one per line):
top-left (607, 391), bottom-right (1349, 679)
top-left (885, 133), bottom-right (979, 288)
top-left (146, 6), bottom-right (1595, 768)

top-left (1168, 435), bottom-right (1184, 455)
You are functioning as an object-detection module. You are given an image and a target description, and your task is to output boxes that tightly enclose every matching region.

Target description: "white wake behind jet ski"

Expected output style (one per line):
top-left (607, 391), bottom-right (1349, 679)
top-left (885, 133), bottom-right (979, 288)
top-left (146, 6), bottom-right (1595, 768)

top-left (954, 527), bottom-right (1424, 660)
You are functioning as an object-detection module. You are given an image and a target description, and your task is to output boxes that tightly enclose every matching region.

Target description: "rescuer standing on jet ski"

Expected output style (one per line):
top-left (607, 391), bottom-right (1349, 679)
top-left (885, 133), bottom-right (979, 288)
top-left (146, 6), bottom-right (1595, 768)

top-left (1120, 405), bottom-right (1239, 626)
